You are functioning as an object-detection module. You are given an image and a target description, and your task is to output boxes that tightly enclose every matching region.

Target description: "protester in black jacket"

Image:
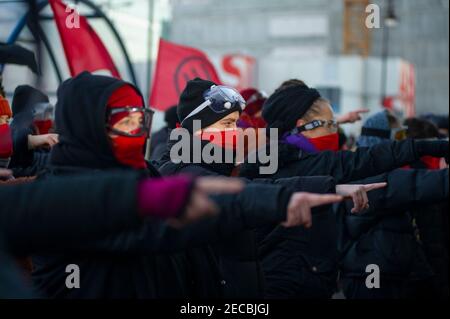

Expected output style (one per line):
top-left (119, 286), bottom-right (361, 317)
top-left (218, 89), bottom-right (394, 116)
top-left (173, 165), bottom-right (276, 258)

top-left (335, 112), bottom-right (449, 299)
top-left (402, 117), bottom-right (449, 298)
top-left (337, 167), bottom-right (448, 299)
top-left (9, 85), bottom-right (58, 177)
top-left (33, 72), bottom-right (340, 299)
top-left (238, 81), bottom-right (448, 299)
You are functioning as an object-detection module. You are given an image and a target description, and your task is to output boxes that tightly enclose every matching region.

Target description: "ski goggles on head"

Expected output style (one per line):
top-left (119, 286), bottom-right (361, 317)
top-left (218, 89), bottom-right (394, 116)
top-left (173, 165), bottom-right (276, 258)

top-left (293, 119), bottom-right (339, 134)
top-left (181, 85), bottom-right (246, 126)
top-left (106, 107), bottom-right (154, 137)
top-left (361, 126), bottom-right (408, 141)
top-left (32, 102), bottom-right (55, 121)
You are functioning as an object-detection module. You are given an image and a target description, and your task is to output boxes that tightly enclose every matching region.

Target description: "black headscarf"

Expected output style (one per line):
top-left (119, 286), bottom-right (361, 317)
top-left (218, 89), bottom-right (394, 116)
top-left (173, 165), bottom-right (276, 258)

top-left (50, 72), bottom-right (145, 169)
top-left (262, 85), bottom-right (321, 135)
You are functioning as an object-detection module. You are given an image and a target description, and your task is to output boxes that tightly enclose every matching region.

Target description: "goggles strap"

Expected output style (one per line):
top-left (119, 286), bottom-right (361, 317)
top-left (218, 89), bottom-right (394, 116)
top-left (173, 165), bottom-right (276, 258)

top-left (181, 100), bottom-right (212, 126)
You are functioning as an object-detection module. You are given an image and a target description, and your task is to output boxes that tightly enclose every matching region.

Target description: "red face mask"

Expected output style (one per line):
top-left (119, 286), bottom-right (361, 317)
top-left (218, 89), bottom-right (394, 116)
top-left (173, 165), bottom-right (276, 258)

top-left (34, 119), bottom-right (53, 134)
top-left (110, 132), bottom-right (147, 169)
top-left (0, 123), bottom-right (13, 158)
top-left (200, 129), bottom-right (242, 150)
top-left (308, 133), bottom-right (339, 152)
top-left (107, 85), bottom-right (147, 170)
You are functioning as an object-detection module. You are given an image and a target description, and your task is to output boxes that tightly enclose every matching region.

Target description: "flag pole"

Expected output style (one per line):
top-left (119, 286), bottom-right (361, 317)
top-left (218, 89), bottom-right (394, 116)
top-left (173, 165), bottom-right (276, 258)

top-left (146, 0), bottom-right (155, 104)
top-left (145, 0), bottom-right (155, 161)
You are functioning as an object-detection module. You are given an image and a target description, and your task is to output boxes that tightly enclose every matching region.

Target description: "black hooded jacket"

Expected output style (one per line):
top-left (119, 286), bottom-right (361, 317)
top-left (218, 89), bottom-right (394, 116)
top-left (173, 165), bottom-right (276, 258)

top-left (32, 72), bottom-right (192, 298)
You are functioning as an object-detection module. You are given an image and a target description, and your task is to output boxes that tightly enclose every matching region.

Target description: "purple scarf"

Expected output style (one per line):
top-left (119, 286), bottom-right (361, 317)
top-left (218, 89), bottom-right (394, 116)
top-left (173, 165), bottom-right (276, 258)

top-left (282, 132), bottom-right (318, 154)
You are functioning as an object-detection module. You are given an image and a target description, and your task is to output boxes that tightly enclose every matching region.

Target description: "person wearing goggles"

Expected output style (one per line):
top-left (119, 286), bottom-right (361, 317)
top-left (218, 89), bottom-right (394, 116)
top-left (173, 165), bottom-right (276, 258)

top-left (102, 86), bottom-right (154, 169)
top-left (177, 81), bottom-right (247, 153)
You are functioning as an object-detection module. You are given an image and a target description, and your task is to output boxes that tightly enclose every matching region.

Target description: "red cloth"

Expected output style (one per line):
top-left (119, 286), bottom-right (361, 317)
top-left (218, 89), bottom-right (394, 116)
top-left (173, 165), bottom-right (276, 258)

top-left (49, 0), bottom-right (120, 78)
top-left (107, 85), bottom-right (144, 126)
top-left (149, 39), bottom-right (221, 111)
top-left (0, 96), bottom-right (12, 118)
top-left (308, 133), bottom-right (339, 152)
top-left (137, 175), bottom-right (193, 219)
top-left (421, 156), bottom-right (441, 170)
top-left (0, 124), bottom-right (13, 158)
top-left (239, 88), bottom-right (266, 116)
top-left (34, 119), bottom-right (53, 134)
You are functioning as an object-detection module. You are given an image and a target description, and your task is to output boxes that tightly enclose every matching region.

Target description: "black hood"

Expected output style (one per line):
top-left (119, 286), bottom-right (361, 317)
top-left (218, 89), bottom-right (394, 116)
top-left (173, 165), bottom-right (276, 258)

top-left (50, 72), bottom-right (145, 169)
top-left (11, 85), bottom-right (49, 117)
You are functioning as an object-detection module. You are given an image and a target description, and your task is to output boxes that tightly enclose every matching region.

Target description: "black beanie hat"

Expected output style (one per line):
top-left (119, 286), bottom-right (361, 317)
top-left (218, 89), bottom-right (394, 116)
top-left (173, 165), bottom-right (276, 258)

top-left (12, 85), bottom-right (49, 117)
top-left (262, 85), bottom-right (321, 135)
top-left (177, 78), bottom-right (243, 132)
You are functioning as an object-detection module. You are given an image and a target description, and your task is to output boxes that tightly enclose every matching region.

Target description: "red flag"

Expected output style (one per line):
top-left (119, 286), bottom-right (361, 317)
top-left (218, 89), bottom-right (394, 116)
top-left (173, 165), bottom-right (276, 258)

top-left (149, 39), bottom-right (221, 111)
top-left (49, 0), bottom-right (120, 78)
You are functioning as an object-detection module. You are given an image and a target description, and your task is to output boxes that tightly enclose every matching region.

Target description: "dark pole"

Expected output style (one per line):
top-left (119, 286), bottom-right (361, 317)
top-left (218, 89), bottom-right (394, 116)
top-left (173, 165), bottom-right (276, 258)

top-left (381, 16), bottom-right (389, 104)
top-left (27, 0), bottom-right (42, 88)
top-left (146, 0), bottom-right (155, 103)
top-left (381, 0), bottom-right (398, 106)
top-left (145, 0), bottom-right (155, 160)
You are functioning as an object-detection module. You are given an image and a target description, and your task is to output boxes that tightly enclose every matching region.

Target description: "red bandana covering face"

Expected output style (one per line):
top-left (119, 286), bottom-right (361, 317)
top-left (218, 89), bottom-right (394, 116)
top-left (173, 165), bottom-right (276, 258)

top-left (34, 119), bottom-right (53, 134)
top-left (307, 133), bottom-right (339, 152)
top-left (107, 85), bottom-right (147, 169)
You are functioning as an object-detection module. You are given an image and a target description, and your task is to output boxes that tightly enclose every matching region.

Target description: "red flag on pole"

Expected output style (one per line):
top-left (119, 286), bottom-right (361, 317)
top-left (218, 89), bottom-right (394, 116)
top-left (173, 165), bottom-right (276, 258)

top-left (149, 39), bottom-right (221, 111)
top-left (49, 0), bottom-right (120, 78)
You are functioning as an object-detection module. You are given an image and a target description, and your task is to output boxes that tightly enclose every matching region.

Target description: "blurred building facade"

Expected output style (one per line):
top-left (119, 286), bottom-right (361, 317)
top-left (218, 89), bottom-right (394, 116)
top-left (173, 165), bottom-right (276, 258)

top-left (168, 0), bottom-right (449, 116)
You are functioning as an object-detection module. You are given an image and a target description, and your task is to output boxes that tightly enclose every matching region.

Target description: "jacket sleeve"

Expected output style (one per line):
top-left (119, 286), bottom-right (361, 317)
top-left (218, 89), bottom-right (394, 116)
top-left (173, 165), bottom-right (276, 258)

top-left (57, 183), bottom-right (293, 255)
top-left (356, 168), bottom-right (449, 215)
top-left (0, 172), bottom-right (143, 255)
top-left (11, 151), bottom-right (50, 178)
top-left (293, 139), bottom-right (427, 183)
top-left (9, 126), bottom-right (34, 170)
top-left (253, 176), bottom-right (336, 194)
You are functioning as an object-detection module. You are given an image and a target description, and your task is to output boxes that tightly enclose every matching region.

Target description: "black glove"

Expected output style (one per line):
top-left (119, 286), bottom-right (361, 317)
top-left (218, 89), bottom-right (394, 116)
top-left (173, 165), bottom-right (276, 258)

top-left (415, 139), bottom-right (449, 162)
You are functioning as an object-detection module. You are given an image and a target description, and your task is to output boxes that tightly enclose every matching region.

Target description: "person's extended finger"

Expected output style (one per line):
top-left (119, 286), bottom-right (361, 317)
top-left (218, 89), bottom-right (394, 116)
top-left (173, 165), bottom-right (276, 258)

top-left (361, 189), bottom-right (369, 210)
top-left (363, 182), bottom-right (388, 192)
top-left (300, 206), bottom-right (312, 228)
top-left (283, 202), bottom-right (301, 227)
top-left (352, 191), bottom-right (363, 213)
top-left (196, 177), bottom-right (244, 194)
top-left (307, 193), bottom-right (344, 208)
top-left (355, 108), bottom-right (370, 114)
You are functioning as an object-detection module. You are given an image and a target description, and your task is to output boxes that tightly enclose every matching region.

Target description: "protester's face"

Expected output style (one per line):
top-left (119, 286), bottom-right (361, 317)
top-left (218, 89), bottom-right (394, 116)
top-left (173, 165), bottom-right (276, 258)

top-left (108, 111), bottom-right (144, 138)
top-left (0, 115), bottom-right (9, 125)
top-left (202, 111), bottom-right (240, 132)
top-left (296, 103), bottom-right (336, 138)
